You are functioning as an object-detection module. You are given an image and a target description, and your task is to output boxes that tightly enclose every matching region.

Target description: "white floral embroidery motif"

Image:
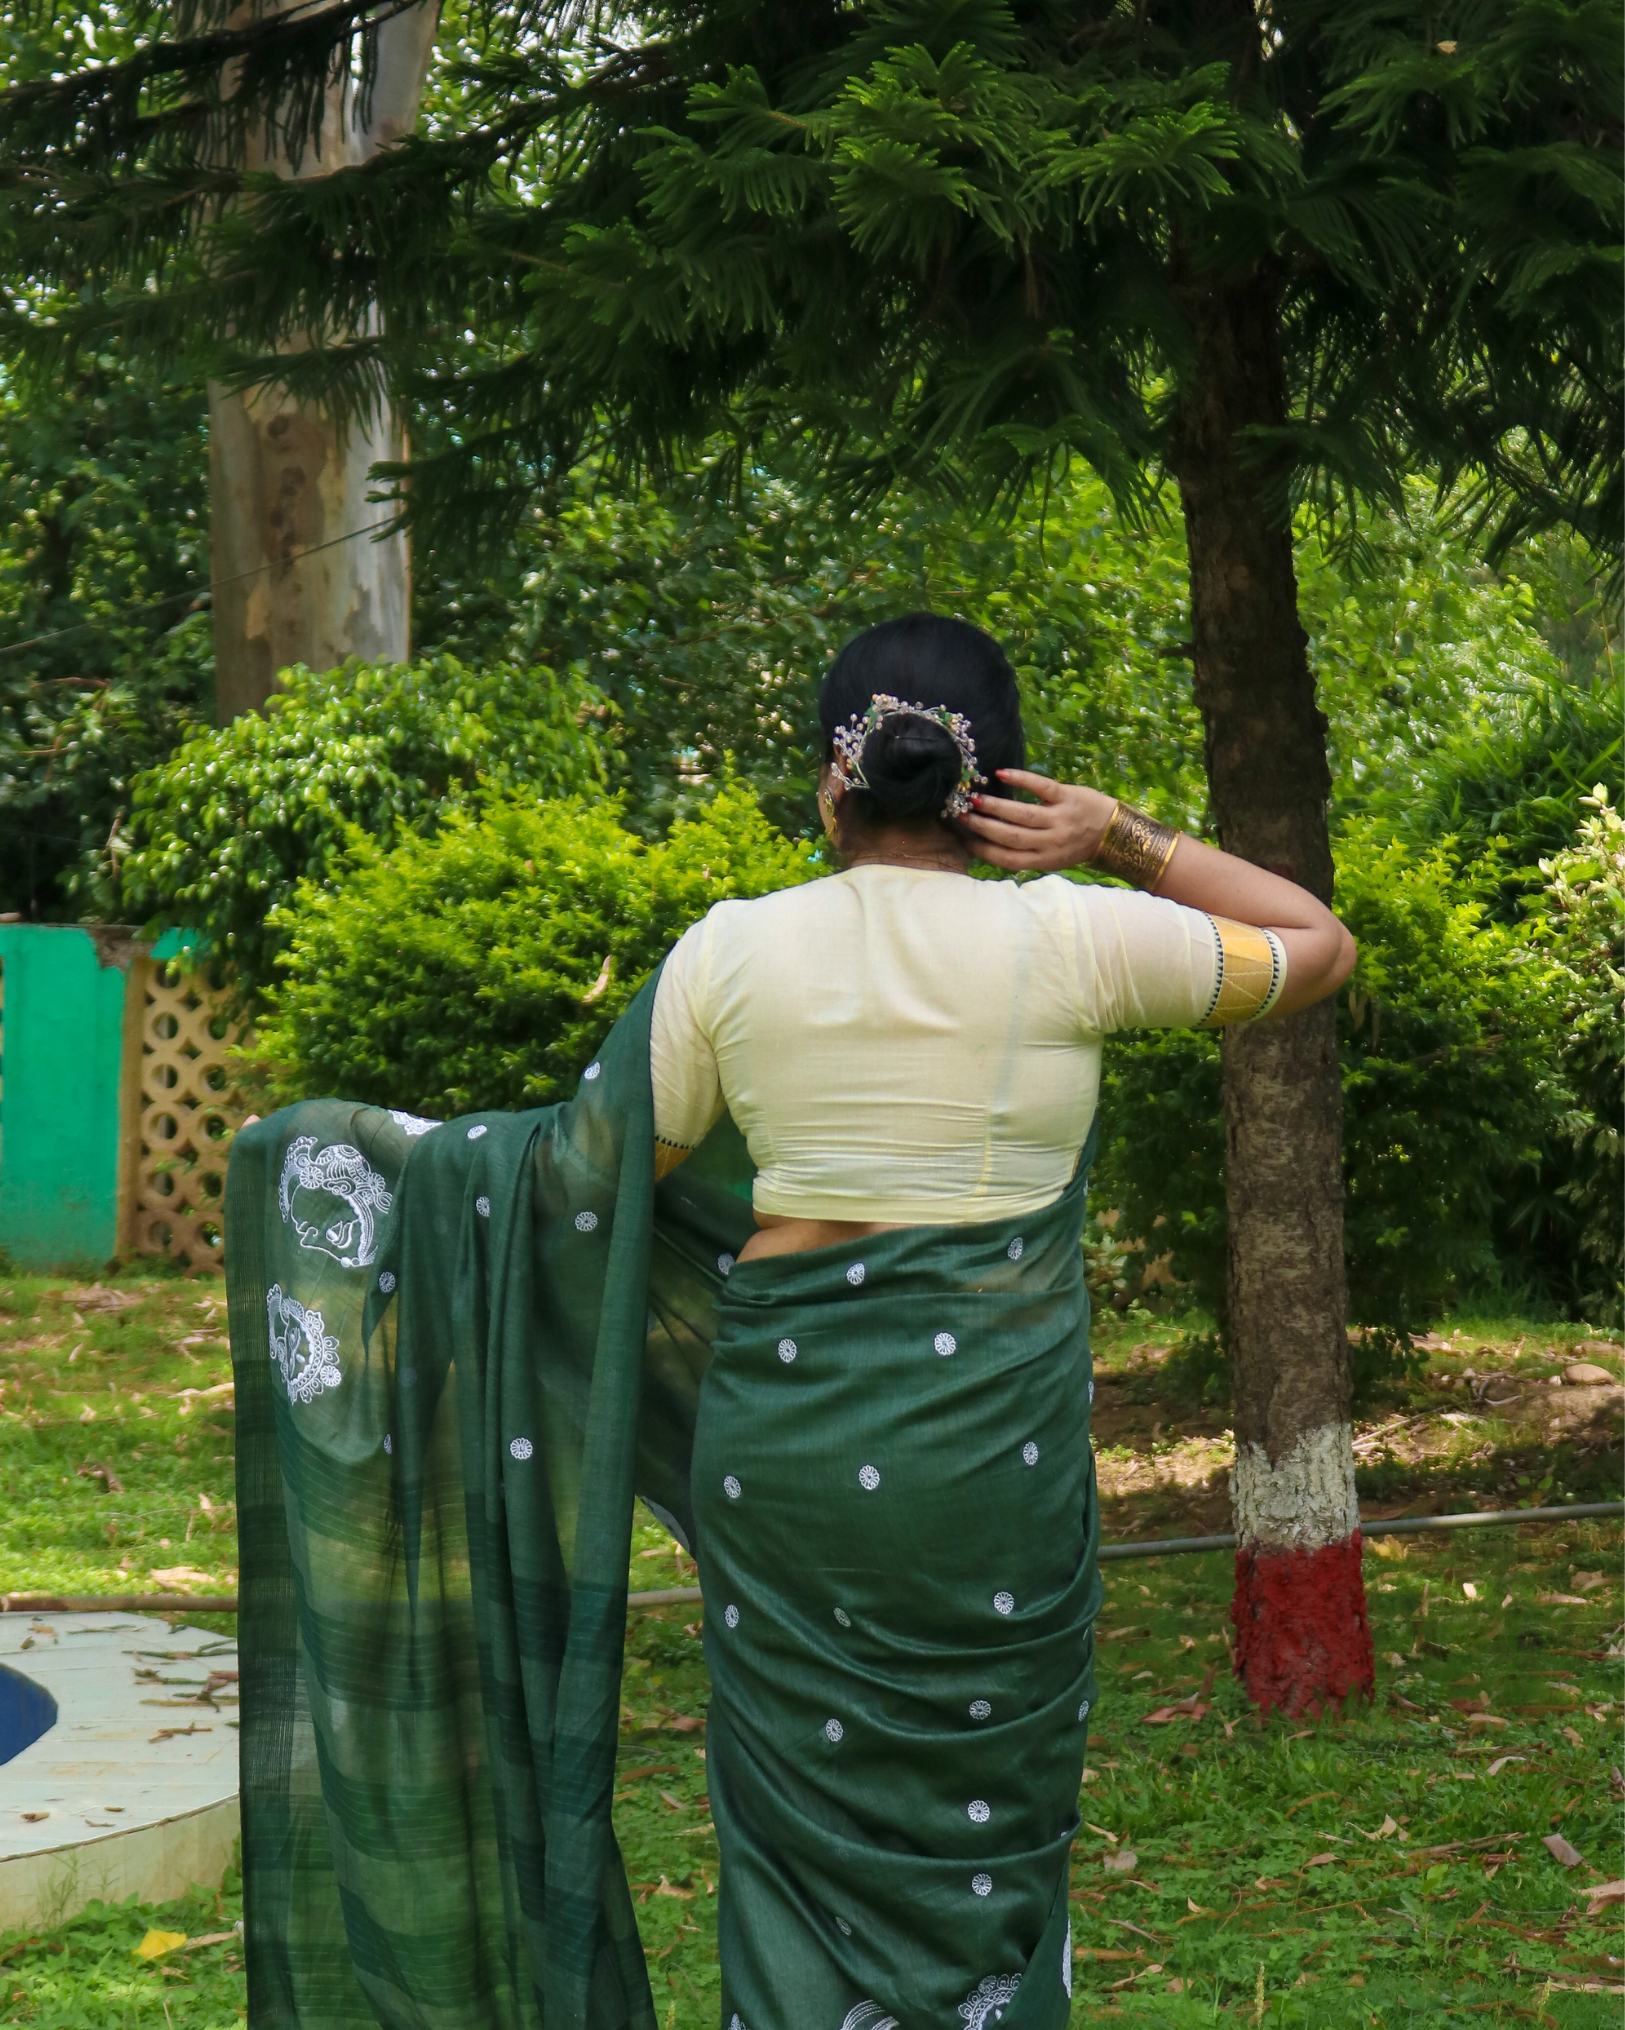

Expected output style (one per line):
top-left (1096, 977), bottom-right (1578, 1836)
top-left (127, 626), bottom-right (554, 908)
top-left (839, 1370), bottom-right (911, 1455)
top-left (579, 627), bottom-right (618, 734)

top-left (993, 1591), bottom-right (1015, 1615)
top-left (266, 1285), bottom-right (342, 1404)
top-left (575, 1210), bottom-right (599, 1232)
top-left (840, 2007), bottom-right (898, 2030)
top-left (378, 1270), bottom-right (396, 1294)
top-left (833, 1607), bottom-right (851, 1627)
top-left (723, 1475), bottom-right (742, 1499)
top-left (475, 1196), bottom-right (491, 1218)
top-left (583, 1062), bottom-right (602, 1081)
top-left (777, 1338), bottom-right (797, 1363)
top-left (388, 1109), bottom-right (442, 1136)
top-left (1022, 1441), bottom-right (1039, 1466)
top-left (967, 1799), bottom-right (990, 1823)
top-left (1078, 1698), bottom-right (1090, 1722)
top-left (467, 1124), bottom-right (487, 1139)
top-left (970, 1873), bottom-right (993, 1898)
top-left (509, 1437), bottom-right (534, 1461)
top-left (835, 1917), bottom-right (852, 1938)
top-left (718, 1252), bottom-right (735, 1276)
top-left (934, 1331), bottom-right (957, 1356)
top-left (959, 1973), bottom-right (1019, 2025)
top-left (1088, 1378), bottom-right (1095, 1404)
top-left (824, 1717), bottom-right (843, 1743)
top-left (383, 1434), bottom-right (393, 1455)
top-left (279, 1138), bottom-right (392, 1269)
top-left (969, 1698), bottom-right (992, 1720)
top-left (724, 1603), bottom-right (740, 1628)
top-left (1006, 1236), bottom-right (1024, 1261)
top-left (1062, 1920), bottom-right (1073, 1998)
top-left (858, 1464), bottom-right (880, 1491)
top-left (845, 1261), bottom-right (866, 1285)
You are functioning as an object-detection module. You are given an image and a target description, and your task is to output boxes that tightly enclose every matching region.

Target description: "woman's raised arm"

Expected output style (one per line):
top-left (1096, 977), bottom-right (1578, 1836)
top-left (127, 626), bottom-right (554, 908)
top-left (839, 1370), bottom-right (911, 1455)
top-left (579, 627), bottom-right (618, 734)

top-left (963, 769), bottom-right (1356, 1018)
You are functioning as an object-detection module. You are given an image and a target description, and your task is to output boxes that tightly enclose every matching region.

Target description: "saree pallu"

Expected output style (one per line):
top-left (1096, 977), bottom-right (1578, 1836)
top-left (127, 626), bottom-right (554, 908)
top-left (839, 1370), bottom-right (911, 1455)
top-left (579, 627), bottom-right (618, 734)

top-left (225, 974), bottom-right (1100, 2030)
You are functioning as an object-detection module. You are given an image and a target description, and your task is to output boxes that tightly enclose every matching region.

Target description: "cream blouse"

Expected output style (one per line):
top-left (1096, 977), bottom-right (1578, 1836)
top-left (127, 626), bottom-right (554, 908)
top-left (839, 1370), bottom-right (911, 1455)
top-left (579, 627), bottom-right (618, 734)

top-left (651, 866), bottom-right (1284, 1224)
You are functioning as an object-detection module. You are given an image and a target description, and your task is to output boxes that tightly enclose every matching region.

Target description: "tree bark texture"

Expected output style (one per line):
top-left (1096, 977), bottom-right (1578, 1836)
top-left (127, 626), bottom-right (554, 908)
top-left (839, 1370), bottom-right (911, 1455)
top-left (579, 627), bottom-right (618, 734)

top-left (208, 1), bottom-right (439, 721)
top-left (1169, 261), bottom-right (1373, 1718)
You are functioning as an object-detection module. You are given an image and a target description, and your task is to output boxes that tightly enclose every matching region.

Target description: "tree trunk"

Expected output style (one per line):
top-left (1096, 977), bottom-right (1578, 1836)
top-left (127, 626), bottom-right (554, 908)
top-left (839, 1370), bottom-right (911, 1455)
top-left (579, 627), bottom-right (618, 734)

top-left (1169, 260), bottom-right (1374, 1719)
top-left (209, 1), bottom-right (439, 721)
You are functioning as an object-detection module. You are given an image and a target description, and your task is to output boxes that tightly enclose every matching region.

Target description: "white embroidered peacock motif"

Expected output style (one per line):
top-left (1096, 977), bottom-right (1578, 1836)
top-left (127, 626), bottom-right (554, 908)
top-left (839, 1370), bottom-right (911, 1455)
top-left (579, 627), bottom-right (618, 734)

top-left (266, 1285), bottom-right (342, 1404)
top-left (958, 1973), bottom-right (1021, 2027)
top-left (279, 1138), bottom-right (393, 1268)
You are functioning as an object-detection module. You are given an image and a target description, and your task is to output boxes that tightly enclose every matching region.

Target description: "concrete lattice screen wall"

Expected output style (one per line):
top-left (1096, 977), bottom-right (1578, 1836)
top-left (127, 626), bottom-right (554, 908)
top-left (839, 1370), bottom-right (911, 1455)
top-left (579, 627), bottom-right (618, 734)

top-left (127, 955), bottom-right (250, 1269)
top-left (0, 925), bottom-right (249, 1275)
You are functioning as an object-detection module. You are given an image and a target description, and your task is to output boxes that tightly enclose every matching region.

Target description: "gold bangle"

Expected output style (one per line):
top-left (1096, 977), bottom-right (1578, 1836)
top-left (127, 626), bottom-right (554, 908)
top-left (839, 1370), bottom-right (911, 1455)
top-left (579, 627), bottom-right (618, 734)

top-left (1091, 800), bottom-right (1180, 889)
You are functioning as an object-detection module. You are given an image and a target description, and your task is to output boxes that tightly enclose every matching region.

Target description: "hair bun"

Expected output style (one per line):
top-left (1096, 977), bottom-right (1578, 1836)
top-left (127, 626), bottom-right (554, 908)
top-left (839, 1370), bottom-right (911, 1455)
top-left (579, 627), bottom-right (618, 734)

top-left (856, 715), bottom-right (964, 823)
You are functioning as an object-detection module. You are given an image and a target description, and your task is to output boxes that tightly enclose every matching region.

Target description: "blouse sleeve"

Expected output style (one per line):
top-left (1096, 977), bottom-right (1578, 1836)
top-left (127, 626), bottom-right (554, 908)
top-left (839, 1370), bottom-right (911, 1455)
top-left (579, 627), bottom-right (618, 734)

top-left (1060, 882), bottom-right (1287, 1033)
top-left (649, 917), bottom-right (727, 1178)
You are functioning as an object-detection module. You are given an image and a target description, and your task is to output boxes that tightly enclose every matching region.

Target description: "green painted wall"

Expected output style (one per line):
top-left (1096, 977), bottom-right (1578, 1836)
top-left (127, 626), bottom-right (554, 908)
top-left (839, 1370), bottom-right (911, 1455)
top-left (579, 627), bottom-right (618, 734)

top-left (0, 926), bottom-right (133, 1272)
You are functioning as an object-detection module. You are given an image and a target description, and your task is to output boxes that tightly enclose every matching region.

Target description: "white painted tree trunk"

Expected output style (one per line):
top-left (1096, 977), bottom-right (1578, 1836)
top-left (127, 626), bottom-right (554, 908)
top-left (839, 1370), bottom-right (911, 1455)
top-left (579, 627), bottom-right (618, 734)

top-left (208, 1), bottom-right (440, 721)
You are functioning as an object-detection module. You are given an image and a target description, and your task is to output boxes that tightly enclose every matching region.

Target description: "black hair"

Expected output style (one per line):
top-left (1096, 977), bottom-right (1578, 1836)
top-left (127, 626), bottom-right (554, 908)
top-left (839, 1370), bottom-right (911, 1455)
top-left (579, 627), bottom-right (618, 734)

top-left (818, 613), bottom-right (1025, 833)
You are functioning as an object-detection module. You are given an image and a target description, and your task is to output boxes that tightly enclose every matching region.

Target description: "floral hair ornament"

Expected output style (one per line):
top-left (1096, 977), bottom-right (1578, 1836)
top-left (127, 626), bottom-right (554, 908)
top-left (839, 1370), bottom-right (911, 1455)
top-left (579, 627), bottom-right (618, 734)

top-left (830, 693), bottom-right (986, 819)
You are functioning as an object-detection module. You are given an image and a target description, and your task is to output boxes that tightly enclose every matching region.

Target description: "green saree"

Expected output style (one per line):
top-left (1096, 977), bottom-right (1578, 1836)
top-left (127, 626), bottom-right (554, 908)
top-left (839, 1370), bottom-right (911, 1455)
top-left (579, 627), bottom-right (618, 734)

top-left (226, 973), bottom-right (1101, 2030)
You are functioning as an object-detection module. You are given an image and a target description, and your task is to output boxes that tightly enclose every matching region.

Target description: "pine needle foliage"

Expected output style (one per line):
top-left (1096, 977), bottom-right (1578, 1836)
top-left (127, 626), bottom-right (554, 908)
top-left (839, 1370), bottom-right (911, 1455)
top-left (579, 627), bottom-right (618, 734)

top-left (0, 0), bottom-right (1616, 575)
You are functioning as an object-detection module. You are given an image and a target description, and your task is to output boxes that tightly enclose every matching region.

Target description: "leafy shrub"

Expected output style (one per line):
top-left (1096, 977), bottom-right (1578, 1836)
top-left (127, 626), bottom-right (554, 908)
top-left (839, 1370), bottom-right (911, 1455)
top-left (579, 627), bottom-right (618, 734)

top-left (1095, 822), bottom-right (1567, 1399)
top-left (1356, 675), bottom-right (1623, 916)
top-left (119, 654), bottom-right (607, 996)
top-left (1503, 790), bottom-right (1624, 1323)
top-left (250, 781), bottom-right (818, 1116)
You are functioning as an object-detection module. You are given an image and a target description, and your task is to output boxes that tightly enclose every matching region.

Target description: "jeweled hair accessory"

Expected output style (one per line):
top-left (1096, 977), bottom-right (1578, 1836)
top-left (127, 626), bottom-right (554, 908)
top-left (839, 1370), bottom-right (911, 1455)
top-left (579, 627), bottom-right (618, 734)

top-left (830, 693), bottom-right (985, 819)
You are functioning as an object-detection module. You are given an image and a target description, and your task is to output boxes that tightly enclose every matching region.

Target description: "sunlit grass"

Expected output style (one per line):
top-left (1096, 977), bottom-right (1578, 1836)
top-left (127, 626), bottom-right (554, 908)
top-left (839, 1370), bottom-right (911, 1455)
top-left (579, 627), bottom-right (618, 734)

top-left (0, 1273), bottom-right (1619, 2025)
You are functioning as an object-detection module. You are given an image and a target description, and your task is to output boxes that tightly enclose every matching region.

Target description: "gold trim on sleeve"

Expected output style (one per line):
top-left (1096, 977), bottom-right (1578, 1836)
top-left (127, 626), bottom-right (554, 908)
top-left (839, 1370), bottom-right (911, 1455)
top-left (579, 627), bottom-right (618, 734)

top-left (654, 1138), bottom-right (693, 1181)
top-left (1198, 917), bottom-right (1287, 1028)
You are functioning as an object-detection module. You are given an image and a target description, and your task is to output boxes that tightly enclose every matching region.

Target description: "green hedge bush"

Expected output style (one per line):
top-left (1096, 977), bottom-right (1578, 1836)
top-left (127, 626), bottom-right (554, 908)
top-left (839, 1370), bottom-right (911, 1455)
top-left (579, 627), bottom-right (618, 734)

top-left (1096, 820), bottom-right (1569, 1390)
top-left (1504, 790), bottom-right (1624, 1322)
top-left (251, 781), bottom-right (817, 1116)
top-left (119, 653), bottom-right (607, 995)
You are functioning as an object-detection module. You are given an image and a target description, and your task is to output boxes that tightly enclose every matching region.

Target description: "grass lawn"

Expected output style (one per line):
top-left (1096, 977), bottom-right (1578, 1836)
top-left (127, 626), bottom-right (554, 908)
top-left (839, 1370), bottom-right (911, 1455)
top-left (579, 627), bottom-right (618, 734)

top-left (0, 1270), bottom-right (1619, 2027)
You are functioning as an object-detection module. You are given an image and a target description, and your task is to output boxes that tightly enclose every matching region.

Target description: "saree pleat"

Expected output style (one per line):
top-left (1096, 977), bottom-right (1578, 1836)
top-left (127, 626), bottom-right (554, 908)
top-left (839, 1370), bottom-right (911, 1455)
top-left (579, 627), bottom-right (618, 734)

top-left (226, 974), bottom-right (1099, 2030)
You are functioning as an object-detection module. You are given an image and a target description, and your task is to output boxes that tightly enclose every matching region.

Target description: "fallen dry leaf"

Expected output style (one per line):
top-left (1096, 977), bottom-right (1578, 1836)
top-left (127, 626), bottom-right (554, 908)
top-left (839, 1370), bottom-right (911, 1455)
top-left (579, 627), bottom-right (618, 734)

top-left (1486, 1756), bottom-right (1526, 1777)
top-left (1383, 1651), bottom-right (1407, 1668)
top-left (1501, 1594), bottom-right (1514, 1608)
top-left (1542, 1832), bottom-right (1584, 1868)
top-left (1302, 1853), bottom-right (1338, 1869)
top-left (1083, 1821), bottom-right (1119, 1844)
top-left (19, 1812), bottom-right (47, 1824)
top-left (1571, 1571), bottom-right (1609, 1593)
top-left (148, 1566), bottom-right (215, 1591)
top-left (76, 1460), bottom-right (123, 1494)
top-left (1466, 1712), bottom-right (1510, 1730)
top-left (1362, 1815), bottom-right (1399, 1841)
top-left (1102, 1847), bottom-right (1139, 1874)
top-left (1584, 1880), bottom-right (1625, 1913)
top-left (1537, 1591), bottom-right (1590, 1607)
top-left (1561, 1727), bottom-right (1587, 1748)
top-left (1462, 1582), bottom-right (1479, 1601)
top-left (133, 1929), bottom-right (186, 1961)
top-left (1184, 1898), bottom-right (1218, 1917)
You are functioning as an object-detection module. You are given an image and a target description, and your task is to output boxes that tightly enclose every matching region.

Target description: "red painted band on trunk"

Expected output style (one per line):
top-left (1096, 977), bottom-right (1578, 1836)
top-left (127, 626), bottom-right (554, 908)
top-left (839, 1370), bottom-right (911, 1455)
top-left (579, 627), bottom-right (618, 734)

top-left (1231, 1532), bottom-right (1374, 1718)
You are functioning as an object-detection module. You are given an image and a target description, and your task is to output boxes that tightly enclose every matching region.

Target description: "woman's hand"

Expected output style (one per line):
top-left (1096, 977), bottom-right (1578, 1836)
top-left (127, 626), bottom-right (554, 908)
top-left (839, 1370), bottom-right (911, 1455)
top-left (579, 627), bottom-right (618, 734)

top-left (961, 770), bottom-right (1117, 873)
